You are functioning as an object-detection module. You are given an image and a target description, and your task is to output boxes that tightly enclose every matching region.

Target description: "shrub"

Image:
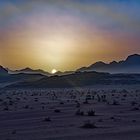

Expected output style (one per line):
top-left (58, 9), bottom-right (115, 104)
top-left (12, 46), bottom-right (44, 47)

top-left (54, 109), bottom-right (61, 113)
top-left (12, 130), bottom-right (16, 134)
top-left (43, 117), bottom-right (51, 122)
top-left (83, 99), bottom-right (89, 104)
top-left (81, 120), bottom-right (97, 129)
top-left (75, 109), bottom-right (84, 116)
top-left (112, 100), bottom-right (119, 105)
top-left (87, 110), bottom-right (95, 116)
top-left (3, 107), bottom-right (9, 111)
top-left (131, 107), bottom-right (139, 111)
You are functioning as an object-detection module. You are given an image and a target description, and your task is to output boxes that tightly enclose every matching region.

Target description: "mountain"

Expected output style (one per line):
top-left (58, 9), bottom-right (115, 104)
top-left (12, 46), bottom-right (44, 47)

top-left (0, 66), bottom-right (9, 84)
top-left (0, 66), bottom-right (8, 75)
top-left (5, 71), bottom-right (110, 88)
top-left (5, 71), bottom-right (140, 89)
top-left (54, 71), bottom-right (74, 76)
top-left (0, 66), bottom-right (45, 88)
top-left (77, 54), bottom-right (140, 73)
top-left (1, 53), bottom-right (140, 89)
top-left (9, 67), bottom-right (52, 76)
top-left (125, 54), bottom-right (140, 65)
top-left (0, 73), bottom-right (45, 84)
top-left (9, 67), bottom-right (74, 76)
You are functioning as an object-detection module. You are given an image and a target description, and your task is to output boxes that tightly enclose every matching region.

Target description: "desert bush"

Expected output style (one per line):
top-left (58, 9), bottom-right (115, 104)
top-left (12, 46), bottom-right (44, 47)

top-left (24, 105), bottom-right (29, 109)
top-left (54, 109), bottom-right (61, 113)
top-left (112, 100), bottom-right (119, 105)
top-left (76, 102), bottom-right (80, 108)
top-left (3, 107), bottom-right (9, 111)
top-left (98, 119), bottom-right (103, 122)
top-left (87, 110), bottom-right (95, 116)
top-left (12, 130), bottom-right (16, 134)
top-left (75, 109), bottom-right (84, 116)
top-left (60, 102), bottom-right (64, 105)
top-left (132, 120), bottom-right (136, 123)
top-left (83, 99), bottom-right (89, 104)
top-left (131, 107), bottom-right (139, 111)
top-left (81, 120), bottom-right (97, 129)
top-left (43, 117), bottom-right (51, 122)
top-left (131, 101), bottom-right (137, 106)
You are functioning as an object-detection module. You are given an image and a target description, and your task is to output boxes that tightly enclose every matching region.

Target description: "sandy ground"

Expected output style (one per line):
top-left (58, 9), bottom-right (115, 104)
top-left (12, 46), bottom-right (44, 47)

top-left (0, 85), bottom-right (140, 140)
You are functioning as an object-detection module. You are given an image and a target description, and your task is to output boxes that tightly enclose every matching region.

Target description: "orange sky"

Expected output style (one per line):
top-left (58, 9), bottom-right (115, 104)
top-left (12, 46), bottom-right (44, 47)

top-left (0, 0), bottom-right (140, 72)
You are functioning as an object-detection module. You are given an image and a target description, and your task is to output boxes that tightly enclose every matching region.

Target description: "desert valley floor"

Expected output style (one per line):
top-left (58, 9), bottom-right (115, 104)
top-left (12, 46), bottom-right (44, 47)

top-left (0, 85), bottom-right (140, 140)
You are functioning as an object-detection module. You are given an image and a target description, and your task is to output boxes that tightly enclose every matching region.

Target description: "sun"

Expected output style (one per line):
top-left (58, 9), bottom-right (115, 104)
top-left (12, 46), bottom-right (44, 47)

top-left (51, 69), bottom-right (57, 74)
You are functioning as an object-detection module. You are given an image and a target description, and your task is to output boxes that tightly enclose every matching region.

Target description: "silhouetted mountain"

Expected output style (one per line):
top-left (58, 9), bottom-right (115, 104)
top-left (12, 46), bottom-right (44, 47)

top-left (77, 54), bottom-right (140, 73)
top-left (125, 54), bottom-right (140, 65)
top-left (5, 71), bottom-right (109, 88)
top-left (9, 67), bottom-right (52, 76)
top-left (54, 71), bottom-right (74, 76)
top-left (5, 71), bottom-right (140, 89)
top-left (1, 53), bottom-right (140, 89)
top-left (9, 67), bottom-right (75, 76)
top-left (0, 66), bottom-right (45, 88)
top-left (0, 66), bottom-right (8, 75)
top-left (0, 66), bottom-right (9, 85)
top-left (0, 72), bottom-right (45, 83)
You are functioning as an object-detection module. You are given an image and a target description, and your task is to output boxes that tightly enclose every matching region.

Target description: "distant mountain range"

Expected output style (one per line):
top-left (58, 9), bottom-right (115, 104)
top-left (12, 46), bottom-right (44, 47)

top-left (2, 54), bottom-right (140, 76)
top-left (1, 54), bottom-right (140, 88)
top-left (8, 67), bottom-right (74, 76)
top-left (0, 66), bottom-right (45, 88)
top-left (5, 72), bottom-right (140, 89)
top-left (77, 54), bottom-right (140, 73)
top-left (0, 66), bottom-right (8, 75)
top-left (1, 54), bottom-right (140, 76)
top-left (8, 67), bottom-right (51, 76)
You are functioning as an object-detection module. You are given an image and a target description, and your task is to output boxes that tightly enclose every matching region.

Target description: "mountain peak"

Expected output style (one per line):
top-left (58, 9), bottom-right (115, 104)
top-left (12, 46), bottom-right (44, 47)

top-left (125, 54), bottom-right (140, 64)
top-left (110, 61), bottom-right (118, 65)
top-left (0, 66), bottom-right (8, 74)
top-left (90, 61), bottom-right (106, 67)
top-left (77, 54), bottom-right (140, 73)
top-left (22, 67), bottom-right (33, 71)
top-left (126, 54), bottom-right (140, 60)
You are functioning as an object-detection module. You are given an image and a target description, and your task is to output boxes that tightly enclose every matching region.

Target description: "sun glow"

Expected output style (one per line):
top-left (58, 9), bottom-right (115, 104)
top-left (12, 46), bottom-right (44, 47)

top-left (34, 34), bottom-right (77, 71)
top-left (51, 69), bottom-right (57, 74)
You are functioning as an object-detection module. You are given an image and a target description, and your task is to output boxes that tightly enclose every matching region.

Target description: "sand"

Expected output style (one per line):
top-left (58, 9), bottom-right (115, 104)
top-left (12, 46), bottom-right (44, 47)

top-left (0, 85), bottom-right (140, 140)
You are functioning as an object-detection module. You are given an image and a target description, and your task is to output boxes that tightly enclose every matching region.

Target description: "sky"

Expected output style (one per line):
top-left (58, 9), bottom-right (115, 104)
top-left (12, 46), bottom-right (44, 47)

top-left (0, 0), bottom-right (140, 72)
